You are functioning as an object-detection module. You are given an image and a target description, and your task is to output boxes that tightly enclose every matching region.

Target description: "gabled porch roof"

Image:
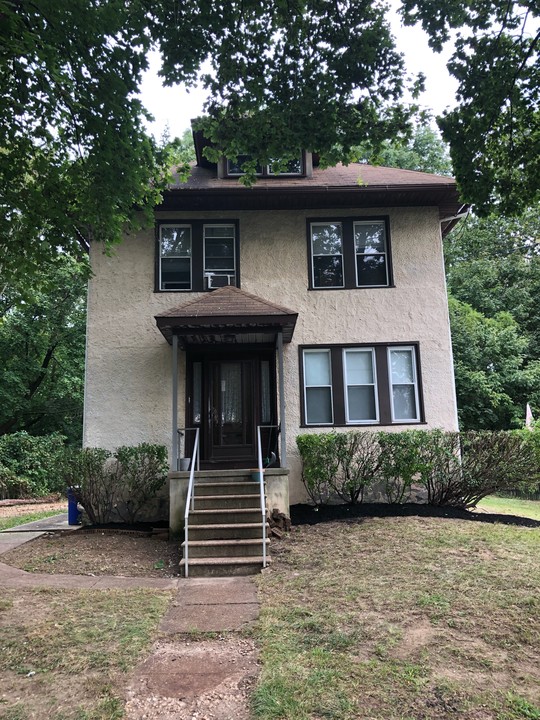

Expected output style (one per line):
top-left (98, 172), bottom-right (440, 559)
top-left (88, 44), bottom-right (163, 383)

top-left (155, 285), bottom-right (298, 346)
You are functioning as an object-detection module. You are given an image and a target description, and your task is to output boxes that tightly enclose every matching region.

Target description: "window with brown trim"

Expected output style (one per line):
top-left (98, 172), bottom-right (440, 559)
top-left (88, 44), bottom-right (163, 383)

top-left (300, 344), bottom-right (422, 426)
top-left (156, 220), bottom-right (240, 292)
top-left (226, 154), bottom-right (305, 177)
top-left (307, 217), bottom-right (392, 290)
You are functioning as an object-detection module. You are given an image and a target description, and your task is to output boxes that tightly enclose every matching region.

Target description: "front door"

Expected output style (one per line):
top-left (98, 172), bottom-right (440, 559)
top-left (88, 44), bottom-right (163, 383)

top-left (186, 348), bottom-right (277, 468)
top-left (209, 359), bottom-right (254, 463)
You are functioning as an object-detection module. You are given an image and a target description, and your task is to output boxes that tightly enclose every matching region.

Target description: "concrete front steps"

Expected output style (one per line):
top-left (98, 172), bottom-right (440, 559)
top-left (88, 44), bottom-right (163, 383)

top-left (180, 471), bottom-right (270, 578)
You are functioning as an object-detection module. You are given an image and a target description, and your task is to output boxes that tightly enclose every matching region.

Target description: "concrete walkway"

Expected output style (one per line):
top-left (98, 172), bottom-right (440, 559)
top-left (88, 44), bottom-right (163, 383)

top-left (0, 515), bottom-right (260, 631)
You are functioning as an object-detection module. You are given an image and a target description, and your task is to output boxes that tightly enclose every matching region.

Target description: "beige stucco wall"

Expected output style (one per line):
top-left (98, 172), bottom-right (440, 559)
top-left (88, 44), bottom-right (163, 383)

top-left (84, 205), bottom-right (458, 505)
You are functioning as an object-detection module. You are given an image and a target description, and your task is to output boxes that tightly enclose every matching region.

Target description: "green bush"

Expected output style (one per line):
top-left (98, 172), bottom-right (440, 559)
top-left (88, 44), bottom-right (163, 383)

top-left (58, 447), bottom-right (118, 525)
top-left (0, 432), bottom-right (66, 496)
top-left (297, 429), bottom-right (539, 509)
top-left (114, 443), bottom-right (168, 524)
top-left (377, 431), bottom-right (429, 504)
top-left (296, 434), bottom-right (341, 505)
top-left (58, 443), bottom-right (168, 525)
top-left (0, 464), bottom-right (33, 499)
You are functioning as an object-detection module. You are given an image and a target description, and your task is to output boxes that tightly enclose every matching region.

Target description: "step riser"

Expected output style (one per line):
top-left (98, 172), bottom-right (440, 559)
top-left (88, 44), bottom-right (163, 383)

top-left (195, 482), bottom-right (261, 496)
top-left (188, 525), bottom-right (267, 540)
top-left (181, 562), bottom-right (265, 578)
top-left (194, 495), bottom-right (261, 510)
top-left (184, 543), bottom-right (268, 558)
top-left (189, 511), bottom-right (263, 525)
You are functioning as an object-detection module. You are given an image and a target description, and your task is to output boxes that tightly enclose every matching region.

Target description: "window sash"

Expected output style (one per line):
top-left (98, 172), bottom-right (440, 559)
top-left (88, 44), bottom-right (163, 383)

top-left (354, 221), bottom-right (389, 287)
top-left (159, 225), bottom-right (192, 290)
top-left (303, 350), bottom-right (334, 425)
top-left (343, 349), bottom-right (379, 423)
top-left (310, 222), bottom-right (345, 289)
top-left (204, 224), bottom-right (236, 275)
top-left (388, 346), bottom-right (420, 422)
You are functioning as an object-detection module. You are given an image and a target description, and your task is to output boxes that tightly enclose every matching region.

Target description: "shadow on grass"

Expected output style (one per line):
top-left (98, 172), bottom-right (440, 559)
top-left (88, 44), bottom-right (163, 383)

top-left (291, 502), bottom-right (540, 528)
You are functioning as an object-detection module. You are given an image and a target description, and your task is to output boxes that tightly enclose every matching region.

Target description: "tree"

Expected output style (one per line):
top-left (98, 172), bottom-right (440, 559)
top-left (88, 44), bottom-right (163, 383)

top-left (448, 297), bottom-right (540, 429)
top-left (357, 123), bottom-right (453, 175)
top-left (0, 255), bottom-right (86, 443)
top-left (445, 209), bottom-right (540, 360)
top-left (401, 0), bottom-right (540, 215)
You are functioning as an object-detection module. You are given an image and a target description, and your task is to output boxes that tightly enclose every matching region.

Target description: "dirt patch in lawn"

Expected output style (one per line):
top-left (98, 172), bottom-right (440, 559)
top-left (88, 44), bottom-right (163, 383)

top-left (2, 529), bottom-right (181, 577)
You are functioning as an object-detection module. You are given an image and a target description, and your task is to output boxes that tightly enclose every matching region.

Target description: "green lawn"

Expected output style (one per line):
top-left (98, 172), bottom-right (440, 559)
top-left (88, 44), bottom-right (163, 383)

top-left (0, 587), bottom-right (171, 719)
top-left (255, 515), bottom-right (540, 719)
top-left (0, 510), bottom-right (64, 532)
top-left (478, 495), bottom-right (540, 521)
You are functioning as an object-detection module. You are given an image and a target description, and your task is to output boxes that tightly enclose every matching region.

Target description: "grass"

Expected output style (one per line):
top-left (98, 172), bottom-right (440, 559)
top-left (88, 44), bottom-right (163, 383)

top-left (478, 495), bottom-right (540, 521)
top-left (0, 587), bottom-right (172, 719)
top-left (254, 515), bottom-right (540, 719)
top-left (0, 510), bottom-right (63, 532)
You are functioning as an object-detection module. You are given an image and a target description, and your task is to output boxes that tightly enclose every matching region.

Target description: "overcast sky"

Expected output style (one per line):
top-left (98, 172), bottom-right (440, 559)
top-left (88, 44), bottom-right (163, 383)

top-left (139, 5), bottom-right (458, 141)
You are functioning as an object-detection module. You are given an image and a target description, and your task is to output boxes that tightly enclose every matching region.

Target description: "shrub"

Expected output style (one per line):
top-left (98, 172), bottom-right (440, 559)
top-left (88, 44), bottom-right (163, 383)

top-left (332, 432), bottom-right (380, 504)
top-left (0, 432), bottom-right (66, 496)
top-left (58, 447), bottom-right (118, 525)
top-left (296, 434), bottom-right (341, 505)
top-left (113, 443), bottom-right (168, 524)
top-left (377, 431), bottom-right (428, 504)
top-left (0, 464), bottom-right (33, 499)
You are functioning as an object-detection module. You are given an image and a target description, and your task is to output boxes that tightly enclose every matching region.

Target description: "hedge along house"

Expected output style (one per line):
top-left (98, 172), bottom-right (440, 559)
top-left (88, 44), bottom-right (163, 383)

top-left (83, 135), bottom-right (466, 575)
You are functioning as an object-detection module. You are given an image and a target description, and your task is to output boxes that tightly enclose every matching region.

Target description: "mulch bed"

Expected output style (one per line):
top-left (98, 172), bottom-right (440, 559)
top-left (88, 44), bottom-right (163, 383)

top-left (291, 502), bottom-right (540, 528)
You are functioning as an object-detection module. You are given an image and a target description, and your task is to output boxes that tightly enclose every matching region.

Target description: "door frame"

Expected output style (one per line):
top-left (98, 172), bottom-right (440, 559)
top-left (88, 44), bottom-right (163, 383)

top-left (185, 345), bottom-right (278, 469)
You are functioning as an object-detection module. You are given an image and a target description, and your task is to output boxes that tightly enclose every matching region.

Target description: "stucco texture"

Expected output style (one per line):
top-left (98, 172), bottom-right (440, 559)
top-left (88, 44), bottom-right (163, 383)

top-left (84, 206), bottom-right (458, 504)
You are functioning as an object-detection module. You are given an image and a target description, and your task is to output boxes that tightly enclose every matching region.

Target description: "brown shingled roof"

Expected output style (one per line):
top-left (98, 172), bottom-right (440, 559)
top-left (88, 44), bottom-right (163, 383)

top-left (155, 286), bottom-right (298, 345)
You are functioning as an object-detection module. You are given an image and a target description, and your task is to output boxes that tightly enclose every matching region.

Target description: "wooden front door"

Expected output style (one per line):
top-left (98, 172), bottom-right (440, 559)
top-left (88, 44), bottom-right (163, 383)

top-left (186, 349), bottom-right (277, 468)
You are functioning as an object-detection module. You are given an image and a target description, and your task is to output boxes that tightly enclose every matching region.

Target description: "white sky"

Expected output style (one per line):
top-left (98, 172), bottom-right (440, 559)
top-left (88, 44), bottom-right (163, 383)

top-left (139, 4), bottom-right (458, 141)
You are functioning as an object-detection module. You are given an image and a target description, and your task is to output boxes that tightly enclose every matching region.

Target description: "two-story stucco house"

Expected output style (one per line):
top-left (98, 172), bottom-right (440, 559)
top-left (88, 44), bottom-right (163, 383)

top-left (83, 136), bottom-right (465, 575)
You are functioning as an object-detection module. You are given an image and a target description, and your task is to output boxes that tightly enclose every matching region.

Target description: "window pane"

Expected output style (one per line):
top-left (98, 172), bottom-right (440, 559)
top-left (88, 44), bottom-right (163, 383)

top-left (204, 226), bottom-right (235, 238)
top-left (227, 156), bottom-right (262, 174)
top-left (345, 351), bottom-right (373, 385)
top-left (306, 387), bottom-right (333, 424)
top-left (161, 227), bottom-right (191, 257)
top-left (269, 157), bottom-right (303, 174)
top-left (392, 385), bottom-right (417, 420)
top-left (356, 255), bottom-right (388, 286)
top-left (347, 386), bottom-right (377, 421)
top-left (354, 222), bottom-right (386, 254)
top-left (313, 256), bottom-right (343, 287)
top-left (305, 351), bottom-right (331, 386)
top-left (390, 350), bottom-right (414, 384)
top-left (161, 257), bottom-right (191, 289)
top-left (311, 224), bottom-right (343, 255)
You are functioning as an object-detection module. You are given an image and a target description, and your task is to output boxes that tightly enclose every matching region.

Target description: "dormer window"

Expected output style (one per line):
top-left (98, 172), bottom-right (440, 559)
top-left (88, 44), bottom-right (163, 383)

top-left (226, 153), bottom-right (305, 177)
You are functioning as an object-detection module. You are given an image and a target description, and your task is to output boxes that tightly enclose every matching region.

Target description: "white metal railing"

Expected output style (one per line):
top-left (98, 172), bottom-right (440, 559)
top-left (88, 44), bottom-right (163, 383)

top-left (183, 428), bottom-right (200, 578)
top-left (257, 424), bottom-right (279, 568)
top-left (177, 427), bottom-right (200, 472)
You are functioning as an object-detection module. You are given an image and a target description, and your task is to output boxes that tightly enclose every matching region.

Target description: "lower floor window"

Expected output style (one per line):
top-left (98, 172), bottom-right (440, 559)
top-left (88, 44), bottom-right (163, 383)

top-left (300, 344), bottom-right (422, 426)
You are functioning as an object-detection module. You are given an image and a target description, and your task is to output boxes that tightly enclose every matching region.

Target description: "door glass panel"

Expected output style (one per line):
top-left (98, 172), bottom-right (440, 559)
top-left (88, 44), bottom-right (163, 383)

top-left (261, 360), bottom-right (271, 424)
top-left (221, 363), bottom-right (242, 424)
top-left (192, 362), bottom-right (202, 425)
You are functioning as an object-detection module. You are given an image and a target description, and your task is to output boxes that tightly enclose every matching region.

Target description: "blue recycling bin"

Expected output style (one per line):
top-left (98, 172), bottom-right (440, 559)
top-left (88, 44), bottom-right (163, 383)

top-left (67, 487), bottom-right (80, 525)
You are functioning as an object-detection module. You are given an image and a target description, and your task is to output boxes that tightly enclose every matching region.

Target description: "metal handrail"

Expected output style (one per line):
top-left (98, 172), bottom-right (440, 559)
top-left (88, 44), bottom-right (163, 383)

top-left (257, 424), bottom-right (279, 568)
top-left (177, 427), bottom-right (200, 472)
top-left (183, 427), bottom-right (200, 579)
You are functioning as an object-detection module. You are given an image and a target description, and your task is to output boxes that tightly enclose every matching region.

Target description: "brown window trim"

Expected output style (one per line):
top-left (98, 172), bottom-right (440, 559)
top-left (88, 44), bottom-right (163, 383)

top-left (306, 215), bottom-right (394, 291)
top-left (299, 342), bottom-right (424, 427)
top-left (154, 219), bottom-right (240, 293)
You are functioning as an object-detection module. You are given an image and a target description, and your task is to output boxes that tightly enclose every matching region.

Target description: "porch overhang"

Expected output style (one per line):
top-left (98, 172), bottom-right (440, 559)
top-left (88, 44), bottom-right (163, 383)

top-left (154, 285), bottom-right (298, 346)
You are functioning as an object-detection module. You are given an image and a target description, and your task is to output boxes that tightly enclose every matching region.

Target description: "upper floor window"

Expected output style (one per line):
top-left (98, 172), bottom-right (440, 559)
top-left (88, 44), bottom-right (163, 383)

top-left (308, 217), bottom-right (392, 290)
top-left (226, 154), bottom-right (304, 177)
top-left (156, 220), bottom-right (239, 292)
